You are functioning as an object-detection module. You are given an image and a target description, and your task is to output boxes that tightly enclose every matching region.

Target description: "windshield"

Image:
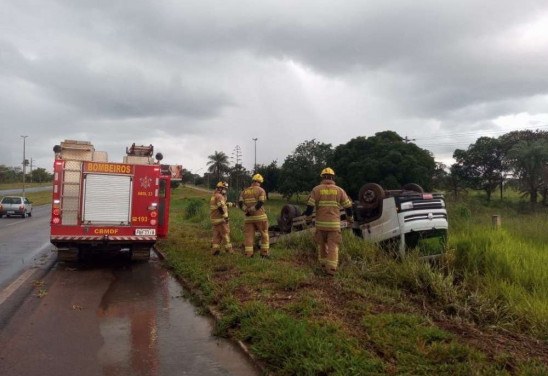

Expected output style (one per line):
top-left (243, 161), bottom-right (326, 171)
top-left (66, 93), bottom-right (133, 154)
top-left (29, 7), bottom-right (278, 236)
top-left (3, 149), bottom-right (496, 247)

top-left (1, 197), bottom-right (22, 204)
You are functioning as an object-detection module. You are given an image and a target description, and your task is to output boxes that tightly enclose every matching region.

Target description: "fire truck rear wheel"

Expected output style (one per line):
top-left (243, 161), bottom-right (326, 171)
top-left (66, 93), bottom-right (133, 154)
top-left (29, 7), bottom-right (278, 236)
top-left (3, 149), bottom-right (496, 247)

top-left (57, 247), bottom-right (80, 262)
top-left (358, 183), bottom-right (385, 209)
top-left (132, 247), bottom-right (151, 262)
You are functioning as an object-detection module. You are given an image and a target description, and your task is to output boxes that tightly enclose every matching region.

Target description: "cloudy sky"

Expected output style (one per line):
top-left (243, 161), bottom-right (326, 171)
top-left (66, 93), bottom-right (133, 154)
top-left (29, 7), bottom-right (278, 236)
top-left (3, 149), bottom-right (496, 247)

top-left (1, 0), bottom-right (547, 174)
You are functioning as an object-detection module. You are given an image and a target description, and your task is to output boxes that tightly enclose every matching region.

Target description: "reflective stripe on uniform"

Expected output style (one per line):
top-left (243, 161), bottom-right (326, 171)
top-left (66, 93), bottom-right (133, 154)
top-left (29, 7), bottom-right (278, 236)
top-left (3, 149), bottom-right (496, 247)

top-left (211, 218), bottom-right (226, 225)
top-left (244, 214), bottom-right (268, 222)
top-left (341, 199), bottom-right (352, 208)
top-left (315, 220), bottom-right (340, 229)
top-left (317, 200), bottom-right (339, 207)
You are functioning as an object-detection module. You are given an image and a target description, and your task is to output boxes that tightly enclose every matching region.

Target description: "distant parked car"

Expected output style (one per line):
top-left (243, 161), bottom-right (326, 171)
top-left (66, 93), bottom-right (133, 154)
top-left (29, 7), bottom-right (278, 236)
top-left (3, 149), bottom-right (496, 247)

top-left (0, 196), bottom-right (33, 218)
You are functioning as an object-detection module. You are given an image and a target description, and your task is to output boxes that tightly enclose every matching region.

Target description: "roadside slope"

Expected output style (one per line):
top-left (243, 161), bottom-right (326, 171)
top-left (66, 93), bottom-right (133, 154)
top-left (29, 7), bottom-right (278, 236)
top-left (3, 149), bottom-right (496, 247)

top-left (158, 186), bottom-right (547, 375)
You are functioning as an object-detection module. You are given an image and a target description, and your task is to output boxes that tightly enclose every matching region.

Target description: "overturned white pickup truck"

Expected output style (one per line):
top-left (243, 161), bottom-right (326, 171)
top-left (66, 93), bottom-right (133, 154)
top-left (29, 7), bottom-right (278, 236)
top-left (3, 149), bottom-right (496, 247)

top-left (270, 183), bottom-right (448, 258)
top-left (351, 183), bottom-right (448, 257)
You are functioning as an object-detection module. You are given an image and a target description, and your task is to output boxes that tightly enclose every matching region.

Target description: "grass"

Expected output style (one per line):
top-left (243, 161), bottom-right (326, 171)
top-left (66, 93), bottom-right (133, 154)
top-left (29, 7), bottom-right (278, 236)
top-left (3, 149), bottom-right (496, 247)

top-left (159, 186), bottom-right (548, 375)
top-left (0, 182), bottom-right (52, 206)
top-left (0, 182), bottom-right (51, 190)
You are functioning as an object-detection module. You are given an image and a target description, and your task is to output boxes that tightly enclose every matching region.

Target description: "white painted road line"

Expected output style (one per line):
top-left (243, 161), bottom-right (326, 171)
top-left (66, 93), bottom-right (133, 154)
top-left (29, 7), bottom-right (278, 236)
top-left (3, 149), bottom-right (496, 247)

top-left (0, 268), bottom-right (36, 306)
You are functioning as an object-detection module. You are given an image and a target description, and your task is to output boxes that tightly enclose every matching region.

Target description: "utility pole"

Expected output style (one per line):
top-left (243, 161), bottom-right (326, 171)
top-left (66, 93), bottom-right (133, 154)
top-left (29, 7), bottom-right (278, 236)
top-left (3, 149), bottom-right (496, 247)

top-left (30, 158), bottom-right (34, 183)
top-left (21, 135), bottom-right (28, 197)
top-left (403, 136), bottom-right (415, 144)
top-left (252, 138), bottom-right (258, 172)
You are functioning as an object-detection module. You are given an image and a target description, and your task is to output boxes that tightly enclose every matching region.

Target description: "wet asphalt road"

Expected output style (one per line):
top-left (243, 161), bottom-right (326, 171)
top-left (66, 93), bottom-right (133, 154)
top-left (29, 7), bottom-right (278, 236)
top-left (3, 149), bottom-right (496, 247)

top-left (0, 205), bottom-right (52, 289)
top-left (0, 208), bottom-right (258, 376)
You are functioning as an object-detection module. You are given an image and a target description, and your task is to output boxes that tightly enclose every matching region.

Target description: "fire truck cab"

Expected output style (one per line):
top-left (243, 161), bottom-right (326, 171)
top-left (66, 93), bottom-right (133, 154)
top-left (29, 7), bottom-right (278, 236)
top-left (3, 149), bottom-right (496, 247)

top-left (50, 140), bottom-right (173, 262)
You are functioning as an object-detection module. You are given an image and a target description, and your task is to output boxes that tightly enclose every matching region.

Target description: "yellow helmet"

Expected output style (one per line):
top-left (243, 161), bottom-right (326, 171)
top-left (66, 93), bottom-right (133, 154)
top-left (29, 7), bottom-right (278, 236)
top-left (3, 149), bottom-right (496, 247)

top-left (216, 181), bottom-right (228, 189)
top-left (252, 173), bottom-right (264, 183)
top-left (320, 167), bottom-right (335, 177)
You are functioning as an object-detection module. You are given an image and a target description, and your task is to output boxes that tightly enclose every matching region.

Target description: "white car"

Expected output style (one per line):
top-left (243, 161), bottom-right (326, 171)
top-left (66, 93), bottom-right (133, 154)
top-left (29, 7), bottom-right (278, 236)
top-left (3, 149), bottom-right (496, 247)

top-left (0, 196), bottom-right (33, 218)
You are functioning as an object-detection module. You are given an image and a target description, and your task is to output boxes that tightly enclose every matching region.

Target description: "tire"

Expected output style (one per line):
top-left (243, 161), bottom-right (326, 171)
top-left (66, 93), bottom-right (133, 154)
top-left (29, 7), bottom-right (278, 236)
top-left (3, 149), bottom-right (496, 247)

top-left (358, 183), bottom-right (385, 209)
top-left (402, 183), bottom-right (424, 193)
top-left (132, 247), bottom-right (151, 262)
top-left (57, 247), bottom-right (80, 262)
top-left (277, 204), bottom-right (302, 233)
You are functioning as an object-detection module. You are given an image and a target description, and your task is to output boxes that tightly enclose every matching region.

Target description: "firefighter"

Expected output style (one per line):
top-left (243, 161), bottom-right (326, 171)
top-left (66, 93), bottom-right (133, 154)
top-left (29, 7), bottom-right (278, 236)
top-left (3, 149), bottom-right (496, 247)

top-left (303, 168), bottom-right (353, 275)
top-left (210, 181), bottom-right (233, 255)
top-left (238, 174), bottom-right (269, 258)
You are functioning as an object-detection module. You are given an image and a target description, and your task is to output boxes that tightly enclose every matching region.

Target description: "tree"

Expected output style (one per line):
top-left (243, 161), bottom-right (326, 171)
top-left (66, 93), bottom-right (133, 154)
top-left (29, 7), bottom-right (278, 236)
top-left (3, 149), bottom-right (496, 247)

top-left (228, 163), bottom-right (249, 193)
top-left (278, 140), bottom-right (333, 200)
top-left (255, 161), bottom-right (281, 197)
top-left (452, 137), bottom-right (505, 201)
top-left (0, 165), bottom-right (22, 183)
top-left (207, 151), bottom-right (230, 183)
top-left (331, 131), bottom-right (436, 198)
top-left (447, 163), bottom-right (468, 199)
top-left (499, 129), bottom-right (548, 204)
top-left (432, 162), bottom-right (449, 190)
top-left (507, 139), bottom-right (548, 204)
top-left (29, 168), bottom-right (53, 183)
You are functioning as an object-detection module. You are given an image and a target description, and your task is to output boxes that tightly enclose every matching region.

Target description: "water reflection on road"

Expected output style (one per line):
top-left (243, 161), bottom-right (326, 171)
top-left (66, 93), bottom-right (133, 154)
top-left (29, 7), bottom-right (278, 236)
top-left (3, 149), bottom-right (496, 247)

top-left (96, 259), bottom-right (258, 376)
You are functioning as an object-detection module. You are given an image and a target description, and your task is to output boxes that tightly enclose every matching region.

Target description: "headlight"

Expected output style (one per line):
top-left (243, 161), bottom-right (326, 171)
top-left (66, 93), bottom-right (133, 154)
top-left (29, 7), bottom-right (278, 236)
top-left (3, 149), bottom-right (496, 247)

top-left (401, 202), bottom-right (413, 210)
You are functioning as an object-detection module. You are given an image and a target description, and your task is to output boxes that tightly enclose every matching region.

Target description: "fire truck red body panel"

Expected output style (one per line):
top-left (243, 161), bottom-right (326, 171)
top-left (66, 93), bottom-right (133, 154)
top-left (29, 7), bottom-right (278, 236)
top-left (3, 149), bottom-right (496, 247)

top-left (50, 141), bottom-right (173, 261)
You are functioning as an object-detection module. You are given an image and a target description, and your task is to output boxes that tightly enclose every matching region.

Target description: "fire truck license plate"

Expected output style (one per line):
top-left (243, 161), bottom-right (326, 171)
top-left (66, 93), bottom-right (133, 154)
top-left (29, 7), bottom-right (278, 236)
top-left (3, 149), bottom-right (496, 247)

top-left (135, 229), bottom-right (156, 236)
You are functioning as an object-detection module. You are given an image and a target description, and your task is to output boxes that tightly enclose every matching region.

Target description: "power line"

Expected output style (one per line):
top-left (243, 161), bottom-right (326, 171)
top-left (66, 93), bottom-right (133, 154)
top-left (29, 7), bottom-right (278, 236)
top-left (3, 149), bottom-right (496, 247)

top-left (411, 124), bottom-right (548, 142)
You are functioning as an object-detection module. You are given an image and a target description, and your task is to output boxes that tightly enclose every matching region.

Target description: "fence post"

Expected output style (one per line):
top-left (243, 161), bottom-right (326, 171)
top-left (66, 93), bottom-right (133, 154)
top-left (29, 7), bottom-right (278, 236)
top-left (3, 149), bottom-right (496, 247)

top-left (492, 215), bottom-right (501, 229)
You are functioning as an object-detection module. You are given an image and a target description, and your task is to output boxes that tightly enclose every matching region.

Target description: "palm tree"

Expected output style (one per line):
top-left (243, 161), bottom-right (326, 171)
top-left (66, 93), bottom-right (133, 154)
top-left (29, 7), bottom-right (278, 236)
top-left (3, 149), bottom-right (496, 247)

top-left (207, 151), bottom-right (230, 183)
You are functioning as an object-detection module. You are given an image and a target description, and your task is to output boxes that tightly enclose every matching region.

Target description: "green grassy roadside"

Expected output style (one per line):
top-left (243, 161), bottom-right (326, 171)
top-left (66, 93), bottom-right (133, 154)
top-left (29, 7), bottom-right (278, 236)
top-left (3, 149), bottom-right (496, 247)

top-left (158, 186), bottom-right (547, 375)
top-left (0, 182), bottom-right (52, 206)
top-left (0, 182), bottom-right (51, 190)
top-left (0, 190), bottom-right (52, 206)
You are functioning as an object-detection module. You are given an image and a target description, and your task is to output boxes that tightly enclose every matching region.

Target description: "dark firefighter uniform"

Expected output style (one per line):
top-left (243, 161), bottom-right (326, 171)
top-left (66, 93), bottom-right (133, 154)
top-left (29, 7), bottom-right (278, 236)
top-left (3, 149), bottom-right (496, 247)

top-left (238, 174), bottom-right (269, 257)
top-left (210, 182), bottom-right (233, 255)
top-left (304, 168), bottom-right (352, 275)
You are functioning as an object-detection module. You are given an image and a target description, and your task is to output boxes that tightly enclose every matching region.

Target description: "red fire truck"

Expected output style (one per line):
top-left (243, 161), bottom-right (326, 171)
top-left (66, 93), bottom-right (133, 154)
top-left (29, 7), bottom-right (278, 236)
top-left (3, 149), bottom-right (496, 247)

top-left (50, 140), bottom-right (174, 262)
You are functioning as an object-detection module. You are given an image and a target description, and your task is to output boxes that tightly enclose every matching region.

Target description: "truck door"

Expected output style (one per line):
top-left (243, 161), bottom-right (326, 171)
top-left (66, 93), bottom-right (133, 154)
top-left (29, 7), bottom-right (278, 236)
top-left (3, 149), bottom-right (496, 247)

top-left (157, 176), bottom-right (171, 237)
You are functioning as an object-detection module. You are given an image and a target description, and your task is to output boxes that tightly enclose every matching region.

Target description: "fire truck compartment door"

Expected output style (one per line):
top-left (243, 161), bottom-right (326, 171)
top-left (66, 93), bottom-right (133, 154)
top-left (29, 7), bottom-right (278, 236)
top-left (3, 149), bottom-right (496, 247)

top-left (83, 174), bottom-right (132, 224)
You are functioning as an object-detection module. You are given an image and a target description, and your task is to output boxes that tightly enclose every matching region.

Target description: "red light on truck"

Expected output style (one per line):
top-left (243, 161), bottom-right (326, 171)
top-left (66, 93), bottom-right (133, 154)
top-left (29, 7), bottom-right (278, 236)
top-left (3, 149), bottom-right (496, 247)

top-left (150, 211), bottom-right (157, 218)
top-left (53, 208), bottom-right (60, 216)
top-left (150, 219), bottom-right (157, 226)
top-left (52, 217), bottom-right (60, 224)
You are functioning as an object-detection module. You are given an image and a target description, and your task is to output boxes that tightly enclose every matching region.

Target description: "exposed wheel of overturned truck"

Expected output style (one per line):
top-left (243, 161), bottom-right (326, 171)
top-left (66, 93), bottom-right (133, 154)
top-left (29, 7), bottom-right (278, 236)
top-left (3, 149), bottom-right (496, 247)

top-left (277, 204), bottom-right (302, 233)
top-left (402, 183), bottom-right (424, 193)
top-left (358, 183), bottom-right (385, 209)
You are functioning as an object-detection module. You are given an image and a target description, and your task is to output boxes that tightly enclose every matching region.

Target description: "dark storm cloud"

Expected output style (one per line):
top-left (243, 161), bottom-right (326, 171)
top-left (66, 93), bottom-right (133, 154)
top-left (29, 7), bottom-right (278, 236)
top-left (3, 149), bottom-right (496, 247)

top-left (1, 0), bottom-right (547, 171)
top-left (0, 39), bottom-right (230, 120)
top-left (64, 0), bottom-right (547, 120)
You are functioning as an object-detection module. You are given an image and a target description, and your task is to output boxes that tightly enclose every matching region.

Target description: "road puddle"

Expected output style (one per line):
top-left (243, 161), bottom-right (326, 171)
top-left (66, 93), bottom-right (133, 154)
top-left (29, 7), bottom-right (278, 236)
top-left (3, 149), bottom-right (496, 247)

top-left (96, 259), bottom-right (258, 376)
